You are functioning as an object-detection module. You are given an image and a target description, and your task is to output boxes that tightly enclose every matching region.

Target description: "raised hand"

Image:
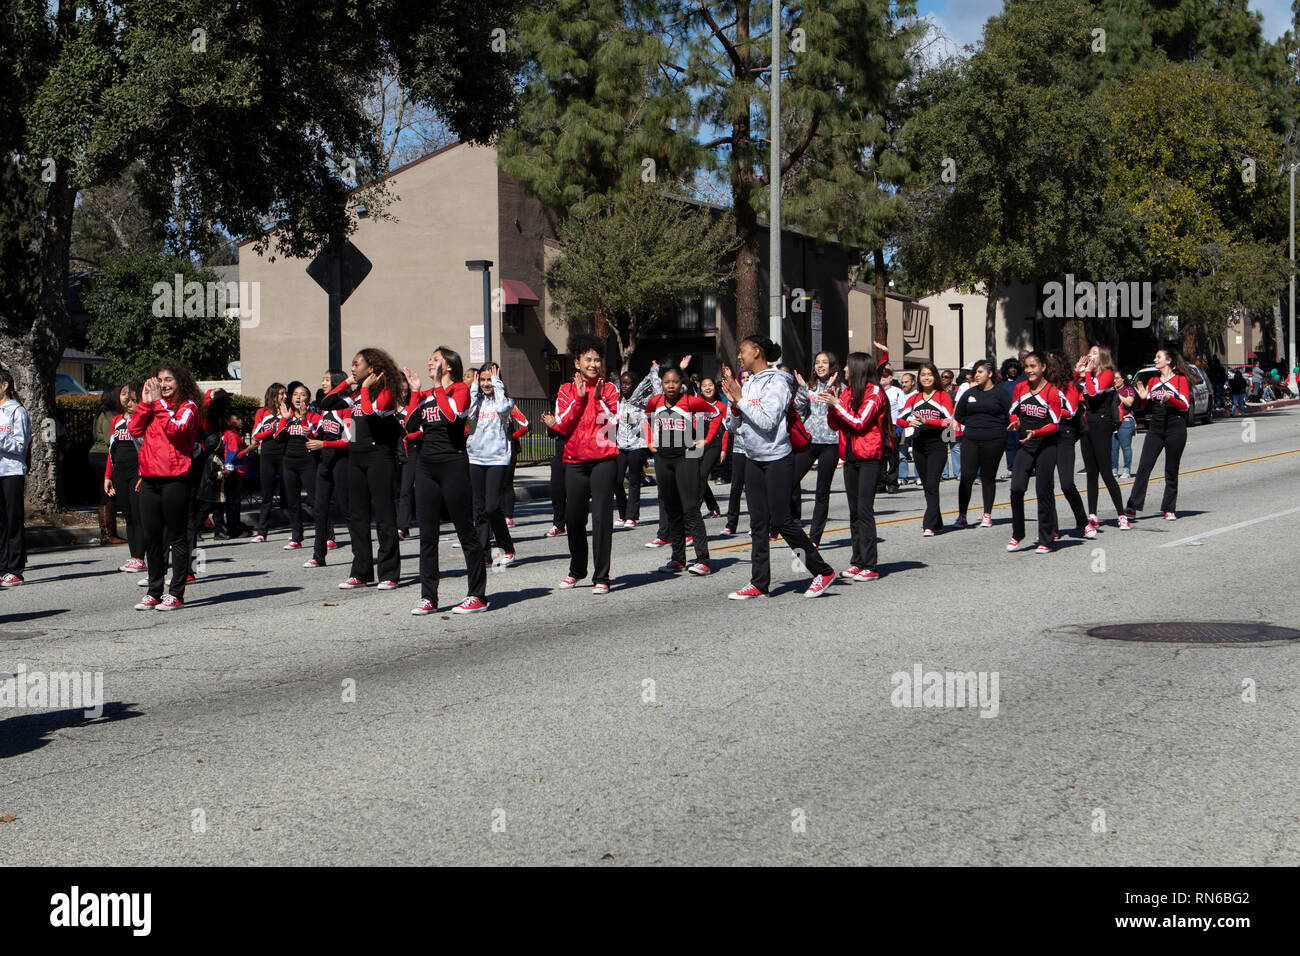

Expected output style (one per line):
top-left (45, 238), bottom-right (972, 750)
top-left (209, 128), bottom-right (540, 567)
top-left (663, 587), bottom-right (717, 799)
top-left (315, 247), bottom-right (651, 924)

top-left (574, 373), bottom-right (587, 399)
top-left (141, 378), bottom-right (161, 404)
top-left (403, 366), bottom-right (420, 392)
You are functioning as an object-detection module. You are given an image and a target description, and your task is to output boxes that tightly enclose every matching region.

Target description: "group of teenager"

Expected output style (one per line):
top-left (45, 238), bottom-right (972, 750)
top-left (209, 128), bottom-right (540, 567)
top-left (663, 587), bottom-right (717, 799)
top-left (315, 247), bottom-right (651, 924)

top-left (0, 334), bottom-right (1197, 612)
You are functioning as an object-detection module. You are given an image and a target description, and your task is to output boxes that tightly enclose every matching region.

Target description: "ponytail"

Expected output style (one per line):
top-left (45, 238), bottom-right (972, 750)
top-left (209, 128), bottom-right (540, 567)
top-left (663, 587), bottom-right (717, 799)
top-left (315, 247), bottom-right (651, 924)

top-left (742, 335), bottom-right (782, 363)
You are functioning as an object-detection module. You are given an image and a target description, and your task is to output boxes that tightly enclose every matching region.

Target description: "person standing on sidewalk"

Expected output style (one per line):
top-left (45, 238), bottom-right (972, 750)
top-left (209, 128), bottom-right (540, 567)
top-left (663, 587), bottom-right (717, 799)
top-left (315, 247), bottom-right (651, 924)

top-left (1112, 371), bottom-right (1137, 477)
top-left (0, 367), bottom-right (32, 589)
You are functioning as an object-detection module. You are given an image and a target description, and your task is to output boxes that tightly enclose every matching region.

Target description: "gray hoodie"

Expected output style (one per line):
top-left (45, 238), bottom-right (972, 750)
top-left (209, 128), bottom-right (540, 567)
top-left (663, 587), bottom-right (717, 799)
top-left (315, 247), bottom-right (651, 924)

top-left (616, 370), bottom-right (658, 450)
top-left (465, 376), bottom-right (515, 466)
top-left (0, 399), bottom-right (32, 477)
top-left (733, 367), bottom-right (795, 462)
top-left (795, 378), bottom-right (842, 445)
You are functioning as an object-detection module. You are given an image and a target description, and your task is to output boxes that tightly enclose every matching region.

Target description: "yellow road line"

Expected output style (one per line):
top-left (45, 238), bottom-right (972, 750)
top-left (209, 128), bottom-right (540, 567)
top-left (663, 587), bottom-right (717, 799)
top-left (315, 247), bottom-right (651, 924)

top-left (708, 446), bottom-right (1300, 552)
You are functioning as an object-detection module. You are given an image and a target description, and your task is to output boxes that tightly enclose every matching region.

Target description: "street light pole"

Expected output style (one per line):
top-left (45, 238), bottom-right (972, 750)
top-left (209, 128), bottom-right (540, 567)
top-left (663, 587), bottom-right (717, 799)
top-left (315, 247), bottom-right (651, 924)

top-left (769, 0), bottom-right (782, 349)
top-left (466, 259), bottom-right (494, 367)
top-left (1290, 163), bottom-right (1297, 388)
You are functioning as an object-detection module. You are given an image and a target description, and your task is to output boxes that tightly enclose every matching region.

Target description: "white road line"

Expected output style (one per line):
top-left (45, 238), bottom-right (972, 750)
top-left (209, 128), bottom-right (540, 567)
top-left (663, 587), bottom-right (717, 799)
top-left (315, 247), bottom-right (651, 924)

top-left (1158, 506), bottom-right (1300, 548)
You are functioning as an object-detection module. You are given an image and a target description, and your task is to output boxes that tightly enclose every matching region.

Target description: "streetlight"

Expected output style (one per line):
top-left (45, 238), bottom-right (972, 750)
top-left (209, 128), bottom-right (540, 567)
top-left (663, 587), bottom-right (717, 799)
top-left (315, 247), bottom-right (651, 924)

top-left (1290, 162), bottom-right (1297, 390)
top-left (948, 302), bottom-right (964, 371)
top-left (769, 0), bottom-right (782, 349)
top-left (465, 259), bottom-right (493, 367)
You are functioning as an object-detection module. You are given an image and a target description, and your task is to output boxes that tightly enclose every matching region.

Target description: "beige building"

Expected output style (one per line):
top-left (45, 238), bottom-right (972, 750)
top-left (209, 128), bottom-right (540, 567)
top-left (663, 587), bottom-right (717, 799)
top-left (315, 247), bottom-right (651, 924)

top-left (238, 142), bottom-right (866, 398)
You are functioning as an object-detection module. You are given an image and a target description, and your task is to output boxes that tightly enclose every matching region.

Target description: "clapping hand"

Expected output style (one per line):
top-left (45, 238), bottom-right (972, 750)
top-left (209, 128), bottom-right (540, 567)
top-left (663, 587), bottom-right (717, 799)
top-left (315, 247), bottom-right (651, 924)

top-left (141, 378), bottom-right (161, 404)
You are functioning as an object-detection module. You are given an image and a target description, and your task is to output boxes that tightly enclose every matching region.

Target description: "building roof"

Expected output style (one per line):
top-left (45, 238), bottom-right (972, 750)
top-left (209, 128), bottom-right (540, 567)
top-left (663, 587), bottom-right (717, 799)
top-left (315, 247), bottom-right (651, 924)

top-left (61, 348), bottom-right (109, 365)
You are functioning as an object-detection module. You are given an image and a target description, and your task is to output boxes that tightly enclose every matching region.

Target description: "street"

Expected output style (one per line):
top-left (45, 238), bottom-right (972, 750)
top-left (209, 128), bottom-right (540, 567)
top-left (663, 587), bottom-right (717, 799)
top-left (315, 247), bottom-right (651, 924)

top-left (2, 408), bottom-right (1298, 866)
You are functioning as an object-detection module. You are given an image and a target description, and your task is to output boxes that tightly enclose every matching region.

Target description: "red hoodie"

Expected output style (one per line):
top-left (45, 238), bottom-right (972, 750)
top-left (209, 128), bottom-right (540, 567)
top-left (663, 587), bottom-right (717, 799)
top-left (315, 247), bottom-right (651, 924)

top-left (129, 396), bottom-right (200, 478)
top-left (828, 385), bottom-right (888, 460)
top-left (553, 379), bottom-right (620, 463)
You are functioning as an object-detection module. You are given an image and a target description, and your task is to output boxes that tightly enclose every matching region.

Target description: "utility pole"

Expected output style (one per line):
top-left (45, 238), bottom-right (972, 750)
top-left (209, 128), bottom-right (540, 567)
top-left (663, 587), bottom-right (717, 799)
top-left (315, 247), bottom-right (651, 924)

top-left (769, 0), bottom-right (782, 349)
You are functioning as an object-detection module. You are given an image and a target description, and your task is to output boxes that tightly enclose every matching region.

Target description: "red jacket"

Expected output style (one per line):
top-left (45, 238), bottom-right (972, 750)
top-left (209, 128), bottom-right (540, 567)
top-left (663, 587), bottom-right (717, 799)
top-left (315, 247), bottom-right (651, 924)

top-left (828, 385), bottom-right (889, 460)
top-left (553, 379), bottom-right (620, 463)
top-left (128, 397), bottom-right (200, 478)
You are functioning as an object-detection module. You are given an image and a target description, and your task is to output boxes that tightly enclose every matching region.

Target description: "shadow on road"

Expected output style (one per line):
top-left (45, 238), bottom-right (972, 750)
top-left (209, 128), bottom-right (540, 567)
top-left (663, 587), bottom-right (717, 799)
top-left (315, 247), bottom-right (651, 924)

top-left (0, 702), bottom-right (143, 759)
top-left (0, 609), bottom-right (68, 626)
top-left (185, 586), bottom-right (302, 608)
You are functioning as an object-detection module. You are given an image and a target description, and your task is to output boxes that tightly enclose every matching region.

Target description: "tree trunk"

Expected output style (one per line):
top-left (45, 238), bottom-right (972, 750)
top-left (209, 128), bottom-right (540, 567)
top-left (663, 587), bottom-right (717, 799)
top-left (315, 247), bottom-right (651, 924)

top-left (730, 2), bottom-right (761, 345)
top-left (984, 273), bottom-right (1000, 359)
top-left (1182, 321), bottom-right (1198, 362)
top-left (1, 167), bottom-right (79, 518)
top-left (873, 248), bottom-right (888, 344)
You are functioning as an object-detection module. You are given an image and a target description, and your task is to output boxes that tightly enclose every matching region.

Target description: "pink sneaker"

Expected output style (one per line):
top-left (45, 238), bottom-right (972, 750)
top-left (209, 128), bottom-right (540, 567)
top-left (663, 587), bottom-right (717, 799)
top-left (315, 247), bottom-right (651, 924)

top-left (803, 574), bottom-right (833, 598)
top-left (979, 513), bottom-right (993, 528)
top-left (1164, 511), bottom-right (1177, 521)
top-left (1006, 538), bottom-right (1021, 551)
top-left (453, 596), bottom-right (488, 614)
top-left (326, 540), bottom-right (338, 550)
top-left (303, 558), bottom-right (322, 568)
top-left (685, 536), bottom-right (694, 545)
top-left (253, 535), bottom-right (266, 543)
top-left (283, 541), bottom-right (302, 550)
top-left (157, 595), bottom-right (184, 611)
top-left (728, 584), bottom-right (765, 600)
top-left (1118, 515), bottom-right (1131, 530)
top-left (411, 599), bottom-right (434, 616)
top-left (1083, 521), bottom-right (1098, 539)
top-left (133, 596), bottom-right (161, 611)
top-left (1035, 544), bottom-right (1052, 554)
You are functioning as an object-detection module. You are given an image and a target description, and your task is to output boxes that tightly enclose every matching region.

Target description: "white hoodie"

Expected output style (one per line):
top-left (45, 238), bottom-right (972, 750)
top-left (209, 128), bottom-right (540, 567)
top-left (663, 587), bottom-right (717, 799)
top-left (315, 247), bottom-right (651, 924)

top-left (465, 377), bottom-right (516, 466)
top-left (0, 399), bottom-right (32, 477)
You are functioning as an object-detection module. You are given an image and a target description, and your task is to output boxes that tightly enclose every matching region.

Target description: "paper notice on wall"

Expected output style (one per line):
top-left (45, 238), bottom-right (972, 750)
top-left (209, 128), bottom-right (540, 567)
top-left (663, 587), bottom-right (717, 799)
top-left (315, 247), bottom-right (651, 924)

top-left (470, 325), bottom-right (484, 364)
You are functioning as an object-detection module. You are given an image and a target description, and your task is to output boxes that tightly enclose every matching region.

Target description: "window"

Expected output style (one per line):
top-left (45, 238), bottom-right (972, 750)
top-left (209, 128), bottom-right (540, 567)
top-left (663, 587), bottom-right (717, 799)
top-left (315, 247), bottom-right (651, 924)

top-left (502, 304), bottom-right (525, 334)
top-left (664, 293), bottom-right (719, 333)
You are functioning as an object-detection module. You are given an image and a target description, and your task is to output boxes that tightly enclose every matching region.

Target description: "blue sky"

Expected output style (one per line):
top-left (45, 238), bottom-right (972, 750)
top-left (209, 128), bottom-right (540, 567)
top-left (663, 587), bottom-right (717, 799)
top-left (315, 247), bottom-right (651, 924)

top-left (915, 0), bottom-right (1296, 55)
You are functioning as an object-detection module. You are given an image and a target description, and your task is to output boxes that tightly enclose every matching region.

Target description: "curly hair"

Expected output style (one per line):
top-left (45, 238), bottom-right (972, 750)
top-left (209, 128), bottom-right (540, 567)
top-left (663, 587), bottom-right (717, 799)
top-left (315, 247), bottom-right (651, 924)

top-left (358, 347), bottom-right (401, 402)
top-left (151, 361), bottom-right (204, 410)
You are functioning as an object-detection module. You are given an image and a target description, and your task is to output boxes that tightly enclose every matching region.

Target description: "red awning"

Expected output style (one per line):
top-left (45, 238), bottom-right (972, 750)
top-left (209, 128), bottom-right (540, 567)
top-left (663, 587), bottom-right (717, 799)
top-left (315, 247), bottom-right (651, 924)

top-left (501, 279), bottom-right (539, 306)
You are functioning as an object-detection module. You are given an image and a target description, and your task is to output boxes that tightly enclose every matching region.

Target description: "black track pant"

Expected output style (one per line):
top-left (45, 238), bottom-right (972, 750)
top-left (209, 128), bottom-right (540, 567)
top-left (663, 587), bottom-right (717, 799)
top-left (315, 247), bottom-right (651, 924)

top-left (564, 458), bottom-right (617, 585)
top-left (313, 454), bottom-right (350, 562)
top-left (957, 436), bottom-right (1002, 518)
top-left (615, 448), bottom-right (650, 522)
top-left (1079, 415), bottom-right (1124, 516)
top-left (1010, 439), bottom-right (1058, 547)
top-left (912, 432), bottom-right (947, 532)
top-left (656, 454), bottom-right (709, 565)
top-left (698, 442), bottom-right (721, 514)
top-left (0, 475), bottom-right (26, 577)
top-left (470, 463), bottom-right (515, 556)
top-left (843, 458), bottom-right (882, 570)
top-left (416, 455), bottom-right (484, 605)
top-left (256, 450), bottom-right (283, 535)
top-left (397, 449), bottom-right (418, 532)
top-left (347, 448), bottom-right (399, 584)
top-left (550, 443), bottom-right (567, 529)
top-left (223, 472), bottom-right (244, 537)
top-left (791, 442), bottom-right (838, 544)
top-left (503, 452), bottom-right (518, 519)
top-left (878, 427), bottom-right (900, 493)
top-left (1127, 418), bottom-right (1188, 514)
top-left (114, 463), bottom-right (144, 559)
top-left (1055, 422), bottom-right (1088, 529)
top-left (725, 452), bottom-right (747, 531)
top-left (139, 475), bottom-right (192, 600)
top-left (281, 454), bottom-right (316, 543)
top-left (744, 454), bottom-right (834, 593)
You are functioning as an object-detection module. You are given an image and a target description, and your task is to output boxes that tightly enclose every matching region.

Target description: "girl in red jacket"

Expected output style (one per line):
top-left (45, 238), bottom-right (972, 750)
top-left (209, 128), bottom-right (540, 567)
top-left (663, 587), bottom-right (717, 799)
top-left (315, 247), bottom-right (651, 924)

top-left (553, 333), bottom-right (620, 593)
top-left (824, 352), bottom-right (889, 581)
top-left (129, 361), bottom-right (202, 611)
top-left (321, 349), bottom-right (403, 590)
top-left (895, 362), bottom-right (954, 536)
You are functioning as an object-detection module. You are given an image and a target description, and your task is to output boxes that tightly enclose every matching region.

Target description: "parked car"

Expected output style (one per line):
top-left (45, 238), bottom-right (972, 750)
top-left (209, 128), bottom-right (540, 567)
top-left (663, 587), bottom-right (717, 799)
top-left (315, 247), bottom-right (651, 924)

top-left (55, 372), bottom-right (90, 396)
top-left (1131, 364), bottom-right (1212, 427)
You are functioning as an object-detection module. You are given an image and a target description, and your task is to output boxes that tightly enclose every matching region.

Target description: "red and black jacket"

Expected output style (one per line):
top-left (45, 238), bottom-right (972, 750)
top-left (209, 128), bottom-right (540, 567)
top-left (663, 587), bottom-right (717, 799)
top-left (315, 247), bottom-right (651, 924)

top-left (1008, 380), bottom-right (1064, 448)
top-left (405, 382), bottom-right (471, 461)
top-left (1143, 374), bottom-right (1191, 430)
top-left (828, 384), bottom-right (888, 461)
top-left (553, 379), bottom-right (620, 463)
top-left (895, 390), bottom-right (954, 433)
top-left (644, 393), bottom-right (722, 457)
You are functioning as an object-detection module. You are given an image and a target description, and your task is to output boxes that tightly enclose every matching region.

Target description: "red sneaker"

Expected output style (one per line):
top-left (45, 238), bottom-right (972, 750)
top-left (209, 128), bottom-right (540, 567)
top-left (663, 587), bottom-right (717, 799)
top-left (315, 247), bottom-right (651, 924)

top-left (728, 584), bottom-right (765, 600)
top-left (453, 596), bottom-right (488, 614)
top-left (658, 560), bottom-right (686, 573)
top-left (803, 574), bottom-right (833, 598)
top-left (855, 569), bottom-right (880, 582)
top-left (338, 577), bottom-right (366, 590)
top-left (558, 576), bottom-right (579, 589)
top-left (157, 595), bottom-right (184, 611)
top-left (133, 596), bottom-right (161, 611)
top-left (841, 565), bottom-right (862, 579)
top-left (411, 599), bottom-right (434, 616)
top-left (644, 538), bottom-right (670, 548)
top-left (326, 540), bottom-right (338, 550)
top-left (687, 562), bottom-right (711, 576)
top-left (545, 526), bottom-right (565, 538)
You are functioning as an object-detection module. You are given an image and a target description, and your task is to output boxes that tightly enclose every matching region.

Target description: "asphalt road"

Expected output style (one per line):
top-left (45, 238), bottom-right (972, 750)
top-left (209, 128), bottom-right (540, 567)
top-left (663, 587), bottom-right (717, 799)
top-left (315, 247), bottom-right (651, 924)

top-left (2, 408), bottom-right (1298, 865)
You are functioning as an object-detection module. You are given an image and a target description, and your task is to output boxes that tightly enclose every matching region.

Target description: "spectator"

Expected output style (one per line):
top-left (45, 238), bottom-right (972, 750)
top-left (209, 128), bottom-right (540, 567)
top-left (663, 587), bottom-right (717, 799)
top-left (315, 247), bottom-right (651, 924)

top-left (1228, 369), bottom-right (1248, 416)
top-left (898, 372), bottom-right (917, 485)
top-left (998, 358), bottom-right (1024, 477)
top-left (1111, 370), bottom-right (1136, 479)
top-left (90, 389), bottom-right (126, 545)
top-left (939, 369), bottom-right (961, 480)
top-left (878, 366), bottom-right (904, 494)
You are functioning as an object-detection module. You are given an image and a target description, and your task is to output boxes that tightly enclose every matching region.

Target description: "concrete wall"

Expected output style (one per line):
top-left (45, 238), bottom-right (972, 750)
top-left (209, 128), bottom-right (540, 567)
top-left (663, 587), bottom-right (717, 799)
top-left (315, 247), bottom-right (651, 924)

top-left (238, 143), bottom-right (500, 397)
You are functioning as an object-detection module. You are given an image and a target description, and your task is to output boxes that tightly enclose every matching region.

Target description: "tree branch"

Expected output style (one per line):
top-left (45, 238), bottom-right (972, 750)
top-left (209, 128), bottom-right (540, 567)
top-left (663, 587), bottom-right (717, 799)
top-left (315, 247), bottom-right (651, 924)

top-left (696, 1), bottom-right (745, 75)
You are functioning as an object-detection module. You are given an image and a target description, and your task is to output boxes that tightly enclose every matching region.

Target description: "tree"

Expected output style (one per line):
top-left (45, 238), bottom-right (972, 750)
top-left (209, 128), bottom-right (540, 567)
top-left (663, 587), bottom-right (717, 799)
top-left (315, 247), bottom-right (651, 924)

top-left (896, 0), bottom-right (1146, 359)
top-left (81, 249), bottom-right (239, 385)
top-left (1, 0), bottom-right (533, 514)
top-left (1104, 63), bottom-right (1286, 357)
top-left (546, 188), bottom-right (740, 372)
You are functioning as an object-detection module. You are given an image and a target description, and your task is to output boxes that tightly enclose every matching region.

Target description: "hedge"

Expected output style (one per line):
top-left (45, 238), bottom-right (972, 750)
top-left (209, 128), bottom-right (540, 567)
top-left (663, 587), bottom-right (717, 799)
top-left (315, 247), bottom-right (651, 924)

top-left (56, 393), bottom-right (262, 450)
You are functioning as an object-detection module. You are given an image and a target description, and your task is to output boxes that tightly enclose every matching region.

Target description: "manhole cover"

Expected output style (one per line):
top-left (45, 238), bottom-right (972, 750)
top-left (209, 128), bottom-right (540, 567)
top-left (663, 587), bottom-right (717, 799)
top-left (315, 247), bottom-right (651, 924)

top-left (1086, 622), bottom-right (1300, 644)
